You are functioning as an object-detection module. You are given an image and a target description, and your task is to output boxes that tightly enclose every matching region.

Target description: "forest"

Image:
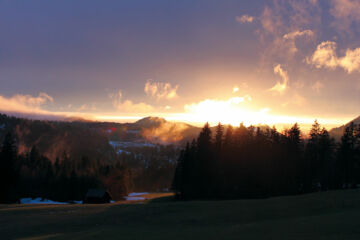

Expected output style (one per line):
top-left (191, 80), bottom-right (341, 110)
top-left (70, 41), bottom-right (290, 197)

top-left (0, 114), bottom-right (178, 203)
top-left (1, 115), bottom-right (360, 204)
top-left (0, 134), bottom-right (177, 204)
top-left (173, 121), bottom-right (360, 199)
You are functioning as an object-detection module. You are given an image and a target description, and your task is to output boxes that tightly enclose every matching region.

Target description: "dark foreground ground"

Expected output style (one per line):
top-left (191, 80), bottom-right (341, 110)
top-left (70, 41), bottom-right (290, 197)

top-left (1, 190), bottom-right (360, 240)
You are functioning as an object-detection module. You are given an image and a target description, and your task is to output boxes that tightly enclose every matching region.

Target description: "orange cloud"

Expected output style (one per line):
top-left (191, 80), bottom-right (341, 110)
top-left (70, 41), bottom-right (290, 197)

top-left (0, 92), bottom-right (53, 114)
top-left (236, 15), bottom-right (254, 23)
top-left (269, 64), bottom-right (289, 94)
top-left (110, 90), bottom-right (154, 113)
top-left (0, 92), bottom-right (95, 121)
top-left (144, 80), bottom-right (178, 100)
top-left (308, 41), bottom-right (360, 73)
top-left (257, 1), bottom-right (320, 61)
top-left (283, 29), bottom-right (314, 40)
top-left (283, 29), bottom-right (315, 54)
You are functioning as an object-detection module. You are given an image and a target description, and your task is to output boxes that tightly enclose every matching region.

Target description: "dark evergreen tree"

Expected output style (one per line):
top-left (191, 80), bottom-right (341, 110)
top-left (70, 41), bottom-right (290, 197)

top-left (306, 121), bottom-right (335, 191)
top-left (0, 133), bottom-right (18, 203)
top-left (214, 123), bottom-right (224, 153)
top-left (195, 123), bottom-right (212, 197)
top-left (337, 122), bottom-right (358, 188)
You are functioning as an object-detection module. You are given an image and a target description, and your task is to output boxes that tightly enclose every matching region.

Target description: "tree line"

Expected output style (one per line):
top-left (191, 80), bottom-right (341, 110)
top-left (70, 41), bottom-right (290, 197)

top-left (0, 132), bottom-right (132, 203)
top-left (173, 121), bottom-right (360, 200)
top-left (0, 132), bottom-right (177, 203)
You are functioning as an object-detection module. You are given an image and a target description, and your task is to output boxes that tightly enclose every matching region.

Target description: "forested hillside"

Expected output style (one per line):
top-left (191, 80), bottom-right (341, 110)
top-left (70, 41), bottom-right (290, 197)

top-left (0, 114), bottom-right (180, 203)
top-left (0, 114), bottom-right (116, 162)
top-left (329, 116), bottom-right (360, 141)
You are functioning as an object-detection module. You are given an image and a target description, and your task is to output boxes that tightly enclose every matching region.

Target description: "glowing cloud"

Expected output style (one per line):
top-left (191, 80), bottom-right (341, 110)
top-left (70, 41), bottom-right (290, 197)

top-left (233, 86), bottom-right (239, 93)
top-left (110, 90), bottom-right (153, 113)
top-left (308, 41), bottom-right (360, 73)
top-left (0, 92), bottom-right (53, 114)
top-left (269, 64), bottom-right (289, 94)
top-left (257, 1), bottom-right (320, 61)
top-left (236, 15), bottom-right (254, 23)
top-left (144, 80), bottom-right (178, 100)
top-left (0, 92), bottom-right (95, 121)
top-left (282, 29), bottom-right (315, 54)
top-left (283, 30), bottom-right (314, 40)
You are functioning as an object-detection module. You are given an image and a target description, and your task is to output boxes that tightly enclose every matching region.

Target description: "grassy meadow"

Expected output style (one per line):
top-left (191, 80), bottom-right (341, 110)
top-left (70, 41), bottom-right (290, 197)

top-left (1, 190), bottom-right (360, 240)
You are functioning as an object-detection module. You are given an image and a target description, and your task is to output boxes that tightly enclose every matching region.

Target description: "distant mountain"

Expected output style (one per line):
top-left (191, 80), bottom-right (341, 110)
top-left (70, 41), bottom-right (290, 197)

top-left (0, 113), bottom-right (286, 161)
top-left (0, 114), bottom-right (203, 161)
top-left (133, 116), bottom-right (167, 128)
top-left (108, 116), bottom-right (201, 144)
top-left (329, 116), bottom-right (360, 141)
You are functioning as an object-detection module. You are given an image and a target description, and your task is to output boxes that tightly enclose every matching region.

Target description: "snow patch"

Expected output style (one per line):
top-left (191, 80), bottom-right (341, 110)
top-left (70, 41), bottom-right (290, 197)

top-left (20, 198), bottom-right (82, 204)
top-left (128, 192), bottom-right (149, 196)
top-left (124, 192), bottom-right (149, 201)
top-left (125, 196), bottom-right (145, 201)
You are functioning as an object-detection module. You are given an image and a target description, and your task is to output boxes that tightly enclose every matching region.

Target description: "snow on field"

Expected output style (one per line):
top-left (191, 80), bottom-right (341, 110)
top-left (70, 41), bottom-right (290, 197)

top-left (128, 192), bottom-right (149, 196)
top-left (20, 193), bottom-right (149, 204)
top-left (20, 198), bottom-right (82, 204)
top-left (125, 196), bottom-right (146, 201)
top-left (124, 192), bottom-right (149, 201)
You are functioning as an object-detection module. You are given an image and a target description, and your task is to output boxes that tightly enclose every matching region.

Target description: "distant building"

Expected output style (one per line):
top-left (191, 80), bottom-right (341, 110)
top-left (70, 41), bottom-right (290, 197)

top-left (83, 189), bottom-right (112, 204)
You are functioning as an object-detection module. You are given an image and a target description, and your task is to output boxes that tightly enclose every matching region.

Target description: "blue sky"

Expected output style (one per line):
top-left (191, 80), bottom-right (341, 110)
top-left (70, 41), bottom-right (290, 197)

top-left (1, 0), bottom-right (360, 130)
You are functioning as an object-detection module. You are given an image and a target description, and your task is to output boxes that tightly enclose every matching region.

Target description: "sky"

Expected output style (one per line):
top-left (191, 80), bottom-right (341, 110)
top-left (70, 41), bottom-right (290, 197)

top-left (1, 0), bottom-right (360, 131)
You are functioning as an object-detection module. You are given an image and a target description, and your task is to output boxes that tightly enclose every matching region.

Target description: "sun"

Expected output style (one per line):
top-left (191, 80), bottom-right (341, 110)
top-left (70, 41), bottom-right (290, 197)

top-left (165, 97), bottom-right (272, 126)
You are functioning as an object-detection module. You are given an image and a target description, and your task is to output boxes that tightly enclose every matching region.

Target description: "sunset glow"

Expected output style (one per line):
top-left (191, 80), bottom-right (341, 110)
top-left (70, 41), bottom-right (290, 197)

top-left (3, 2), bottom-right (360, 237)
top-left (0, 0), bottom-right (359, 132)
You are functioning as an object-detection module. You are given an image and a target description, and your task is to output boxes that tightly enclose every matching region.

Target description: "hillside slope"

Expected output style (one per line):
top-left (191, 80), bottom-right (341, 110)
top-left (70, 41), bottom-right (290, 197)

top-left (329, 116), bottom-right (360, 141)
top-left (0, 114), bottom-right (116, 162)
top-left (0, 114), bottom-right (201, 161)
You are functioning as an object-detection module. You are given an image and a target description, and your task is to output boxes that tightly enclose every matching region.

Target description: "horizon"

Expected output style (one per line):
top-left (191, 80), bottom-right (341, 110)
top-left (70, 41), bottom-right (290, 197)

top-left (1, 1), bottom-right (360, 132)
top-left (0, 111), bottom-right (356, 136)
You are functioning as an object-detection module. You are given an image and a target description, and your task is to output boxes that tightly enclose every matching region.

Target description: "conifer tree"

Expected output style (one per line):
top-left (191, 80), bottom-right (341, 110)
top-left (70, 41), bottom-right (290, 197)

top-left (196, 123), bottom-right (212, 197)
top-left (0, 133), bottom-right (18, 203)
top-left (338, 122), bottom-right (357, 188)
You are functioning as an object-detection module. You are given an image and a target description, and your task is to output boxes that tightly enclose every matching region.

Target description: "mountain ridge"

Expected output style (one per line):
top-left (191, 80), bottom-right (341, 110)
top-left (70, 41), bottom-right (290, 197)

top-left (329, 115), bottom-right (360, 141)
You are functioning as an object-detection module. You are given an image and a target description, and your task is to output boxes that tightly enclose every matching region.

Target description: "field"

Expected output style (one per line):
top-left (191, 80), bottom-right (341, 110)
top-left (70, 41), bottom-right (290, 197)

top-left (1, 190), bottom-right (360, 240)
